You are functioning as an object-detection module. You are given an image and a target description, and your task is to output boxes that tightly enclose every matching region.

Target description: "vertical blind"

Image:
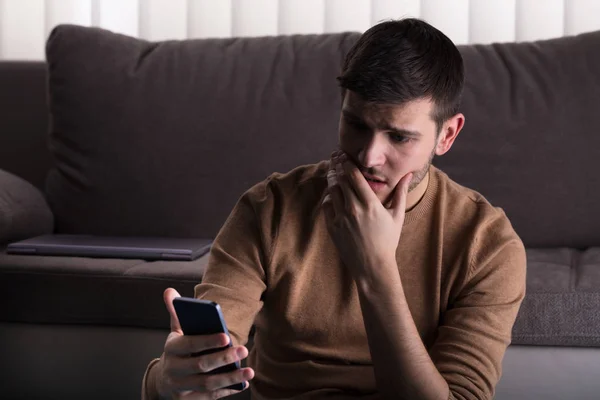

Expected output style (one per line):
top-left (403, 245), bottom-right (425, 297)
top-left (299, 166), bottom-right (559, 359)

top-left (0, 0), bottom-right (599, 60)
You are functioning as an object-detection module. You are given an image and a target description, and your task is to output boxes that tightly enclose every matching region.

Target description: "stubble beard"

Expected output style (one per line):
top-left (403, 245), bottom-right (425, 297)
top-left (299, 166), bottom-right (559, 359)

top-left (407, 145), bottom-right (436, 192)
top-left (377, 145), bottom-right (436, 206)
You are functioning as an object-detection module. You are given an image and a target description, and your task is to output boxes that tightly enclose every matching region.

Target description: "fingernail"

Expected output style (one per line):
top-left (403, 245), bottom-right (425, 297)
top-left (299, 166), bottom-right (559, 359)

top-left (236, 347), bottom-right (246, 358)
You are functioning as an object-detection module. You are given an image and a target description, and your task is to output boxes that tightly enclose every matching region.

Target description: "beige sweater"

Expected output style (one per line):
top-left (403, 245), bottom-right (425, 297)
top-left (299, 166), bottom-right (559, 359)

top-left (143, 161), bottom-right (526, 400)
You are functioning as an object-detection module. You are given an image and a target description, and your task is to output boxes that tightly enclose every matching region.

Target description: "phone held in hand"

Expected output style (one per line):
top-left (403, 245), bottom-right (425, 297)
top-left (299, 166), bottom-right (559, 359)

top-left (172, 297), bottom-right (244, 391)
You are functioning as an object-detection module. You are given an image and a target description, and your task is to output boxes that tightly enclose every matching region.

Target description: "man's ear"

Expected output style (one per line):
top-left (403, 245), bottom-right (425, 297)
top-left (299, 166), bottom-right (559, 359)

top-left (435, 113), bottom-right (465, 156)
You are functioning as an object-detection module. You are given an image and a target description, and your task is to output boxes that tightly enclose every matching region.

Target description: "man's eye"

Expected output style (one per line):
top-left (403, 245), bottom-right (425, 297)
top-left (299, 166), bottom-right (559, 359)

top-left (390, 134), bottom-right (410, 143)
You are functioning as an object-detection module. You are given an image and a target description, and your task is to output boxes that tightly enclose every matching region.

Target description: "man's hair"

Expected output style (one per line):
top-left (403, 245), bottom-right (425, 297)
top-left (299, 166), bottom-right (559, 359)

top-left (337, 18), bottom-right (464, 134)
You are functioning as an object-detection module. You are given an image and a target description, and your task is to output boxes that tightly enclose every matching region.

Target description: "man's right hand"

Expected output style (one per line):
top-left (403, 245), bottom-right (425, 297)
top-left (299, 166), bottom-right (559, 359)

top-left (155, 288), bottom-right (255, 399)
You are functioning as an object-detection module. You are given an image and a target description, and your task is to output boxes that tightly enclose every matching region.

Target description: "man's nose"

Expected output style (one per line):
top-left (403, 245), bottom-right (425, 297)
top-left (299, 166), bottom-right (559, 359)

top-left (357, 133), bottom-right (386, 168)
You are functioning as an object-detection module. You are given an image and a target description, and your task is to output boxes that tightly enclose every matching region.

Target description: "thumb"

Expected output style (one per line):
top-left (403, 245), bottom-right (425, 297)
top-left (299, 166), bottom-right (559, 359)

top-left (163, 288), bottom-right (183, 334)
top-left (390, 172), bottom-right (413, 217)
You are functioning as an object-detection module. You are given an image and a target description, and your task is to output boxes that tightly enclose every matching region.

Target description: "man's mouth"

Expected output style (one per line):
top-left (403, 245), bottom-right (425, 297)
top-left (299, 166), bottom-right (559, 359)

top-left (363, 174), bottom-right (386, 183)
top-left (363, 174), bottom-right (387, 193)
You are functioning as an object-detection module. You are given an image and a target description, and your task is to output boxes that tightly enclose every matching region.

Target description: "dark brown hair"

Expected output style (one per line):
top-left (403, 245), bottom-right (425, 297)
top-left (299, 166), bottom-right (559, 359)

top-left (337, 18), bottom-right (464, 133)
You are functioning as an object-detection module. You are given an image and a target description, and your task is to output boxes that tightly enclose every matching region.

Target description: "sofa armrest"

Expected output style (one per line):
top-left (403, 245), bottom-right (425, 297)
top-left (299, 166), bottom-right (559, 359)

top-left (0, 168), bottom-right (53, 245)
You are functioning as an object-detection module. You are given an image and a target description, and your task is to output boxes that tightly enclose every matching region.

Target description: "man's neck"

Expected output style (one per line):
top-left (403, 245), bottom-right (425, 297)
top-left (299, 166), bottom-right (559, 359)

top-left (406, 170), bottom-right (430, 212)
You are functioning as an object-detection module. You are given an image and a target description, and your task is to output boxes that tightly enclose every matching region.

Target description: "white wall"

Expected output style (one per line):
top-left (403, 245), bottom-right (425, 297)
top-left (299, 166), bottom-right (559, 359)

top-left (0, 0), bottom-right (599, 60)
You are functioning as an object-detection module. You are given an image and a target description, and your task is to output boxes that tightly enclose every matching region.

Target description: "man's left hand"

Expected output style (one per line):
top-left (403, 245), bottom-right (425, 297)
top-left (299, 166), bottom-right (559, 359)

top-left (322, 151), bottom-right (412, 280)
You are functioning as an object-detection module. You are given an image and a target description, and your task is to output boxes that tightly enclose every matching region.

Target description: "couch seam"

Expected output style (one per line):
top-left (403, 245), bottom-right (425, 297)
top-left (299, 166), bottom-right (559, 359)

top-left (0, 270), bottom-right (200, 282)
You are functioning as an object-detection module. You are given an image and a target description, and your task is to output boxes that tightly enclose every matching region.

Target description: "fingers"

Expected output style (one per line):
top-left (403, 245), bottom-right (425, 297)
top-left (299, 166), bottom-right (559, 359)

top-left (161, 340), bottom-right (253, 400)
top-left (178, 386), bottom-right (243, 400)
top-left (335, 162), bottom-right (358, 209)
top-left (390, 172), bottom-right (413, 218)
top-left (325, 162), bottom-right (345, 219)
top-left (329, 169), bottom-right (345, 214)
top-left (174, 367), bottom-right (254, 395)
top-left (171, 345), bottom-right (249, 376)
top-left (322, 195), bottom-right (337, 241)
top-left (164, 288), bottom-right (183, 334)
top-left (340, 157), bottom-right (377, 205)
top-left (166, 332), bottom-right (230, 357)
top-left (329, 149), bottom-right (344, 162)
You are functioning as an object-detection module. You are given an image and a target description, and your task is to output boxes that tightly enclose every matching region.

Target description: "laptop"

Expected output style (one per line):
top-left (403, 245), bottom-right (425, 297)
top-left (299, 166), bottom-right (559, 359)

top-left (6, 234), bottom-right (213, 261)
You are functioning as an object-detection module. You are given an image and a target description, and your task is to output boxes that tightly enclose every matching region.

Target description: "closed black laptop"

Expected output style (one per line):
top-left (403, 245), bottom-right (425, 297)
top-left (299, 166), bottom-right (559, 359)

top-left (7, 234), bottom-right (212, 261)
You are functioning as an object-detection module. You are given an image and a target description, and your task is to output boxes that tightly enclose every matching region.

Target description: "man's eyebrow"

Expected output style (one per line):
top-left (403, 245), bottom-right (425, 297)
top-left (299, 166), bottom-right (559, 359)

top-left (341, 109), bottom-right (422, 138)
top-left (380, 123), bottom-right (422, 138)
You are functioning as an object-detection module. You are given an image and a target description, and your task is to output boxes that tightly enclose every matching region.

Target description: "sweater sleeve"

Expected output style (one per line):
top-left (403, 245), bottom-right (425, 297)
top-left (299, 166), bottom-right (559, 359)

top-left (140, 179), bottom-right (276, 400)
top-left (429, 211), bottom-right (527, 400)
top-left (194, 177), bottom-right (277, 346)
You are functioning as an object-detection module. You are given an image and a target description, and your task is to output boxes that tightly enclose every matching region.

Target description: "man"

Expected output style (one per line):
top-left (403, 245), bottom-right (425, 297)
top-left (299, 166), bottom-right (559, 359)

top-left (142, 18), bottom-right (526, 400)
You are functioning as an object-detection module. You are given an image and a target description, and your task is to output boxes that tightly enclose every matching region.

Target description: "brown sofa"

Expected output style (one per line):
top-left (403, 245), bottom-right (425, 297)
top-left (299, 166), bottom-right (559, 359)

top-left (1, 25), bottom-right (600, 399)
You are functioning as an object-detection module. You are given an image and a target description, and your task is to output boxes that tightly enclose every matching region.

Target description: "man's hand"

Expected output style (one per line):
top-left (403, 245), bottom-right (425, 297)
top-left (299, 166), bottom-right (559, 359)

top-left (322, 151), bottom-right (412, 280)
top-left (154, 288), bottom-right (255, 399)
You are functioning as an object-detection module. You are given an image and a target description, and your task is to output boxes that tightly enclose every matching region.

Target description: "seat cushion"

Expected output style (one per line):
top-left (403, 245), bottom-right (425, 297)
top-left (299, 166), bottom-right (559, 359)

top-left (4, 246), bottom-right (600, 348)
top-left (0, 247), bottom-right (207, 329)
top-left (512, 248), bottom-right (600, 347)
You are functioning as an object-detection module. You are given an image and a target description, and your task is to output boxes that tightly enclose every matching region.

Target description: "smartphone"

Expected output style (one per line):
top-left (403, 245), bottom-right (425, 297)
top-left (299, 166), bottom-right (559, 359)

top-left (172, 297), bottom-right (245, 391)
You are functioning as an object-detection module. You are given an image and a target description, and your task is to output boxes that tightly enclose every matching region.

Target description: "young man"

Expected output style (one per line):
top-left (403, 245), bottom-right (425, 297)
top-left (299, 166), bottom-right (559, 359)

top-left (143, 18), bottom-right (526, 400)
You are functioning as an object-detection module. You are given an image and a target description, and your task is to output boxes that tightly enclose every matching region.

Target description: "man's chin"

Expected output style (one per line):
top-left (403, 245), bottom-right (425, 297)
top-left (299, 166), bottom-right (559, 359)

top-left (379, 179), bottom-right (418, 205)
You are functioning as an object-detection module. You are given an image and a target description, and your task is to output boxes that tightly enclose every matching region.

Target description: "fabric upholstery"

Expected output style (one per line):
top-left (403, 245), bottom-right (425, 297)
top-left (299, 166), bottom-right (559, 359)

top-left (45, 25), bottom-right (600, 248)
top-left (436, 30), bottom-right (600, 248)
top-left (45, 25), bottom-right (358, 238)
top-left (3, 245), bottom-right (600, 347)
top-left (0, 169), bottom-right (53, 244)
top-left (0, 246), bottom-right (207, 329)
top-left (512, 248), bottom-right (600, 347)
top-left (0, 62), bottom-right (52, 190)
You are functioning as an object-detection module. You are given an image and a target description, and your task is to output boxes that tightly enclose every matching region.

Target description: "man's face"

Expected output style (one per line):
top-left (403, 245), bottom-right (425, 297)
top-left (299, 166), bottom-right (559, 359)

top-left (338, 91), bottom-right (442, 204)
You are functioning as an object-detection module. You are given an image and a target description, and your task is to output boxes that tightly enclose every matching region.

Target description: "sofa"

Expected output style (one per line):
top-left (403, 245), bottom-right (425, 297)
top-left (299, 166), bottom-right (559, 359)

top-left (1, 24), bottom-right (600, 400)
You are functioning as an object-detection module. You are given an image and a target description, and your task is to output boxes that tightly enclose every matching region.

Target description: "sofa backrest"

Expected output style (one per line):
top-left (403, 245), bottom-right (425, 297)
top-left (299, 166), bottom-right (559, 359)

top-left (44, 25), bottom-right (358, 240)
top-left (437, 30), bottom-right (600, 248)
top-left (3, 26), bottom-right (600, 248)
top-left (0, 62), bottom-right (53, 190)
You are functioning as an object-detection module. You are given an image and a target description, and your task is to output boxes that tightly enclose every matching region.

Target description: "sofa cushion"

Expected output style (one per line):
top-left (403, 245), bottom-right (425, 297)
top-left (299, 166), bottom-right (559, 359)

top-left (3, 246), bottom-right (600, 347)
top-left (512, 248), bottom-right (600, 347)
top-left (0, 169), bottom-right (54, 245)
top-left (46, 25), bottom-right (600, 248)
top-left (38, 25), bottom-right (600, 345)
top-left (45, 25), bottom-right (358, 238)
top-left (0, 62), bottom-right (52, 190)
top-left (435, 29), bottom-right (600, 248)
top-left (0, 247), bottom-right (207, 329)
